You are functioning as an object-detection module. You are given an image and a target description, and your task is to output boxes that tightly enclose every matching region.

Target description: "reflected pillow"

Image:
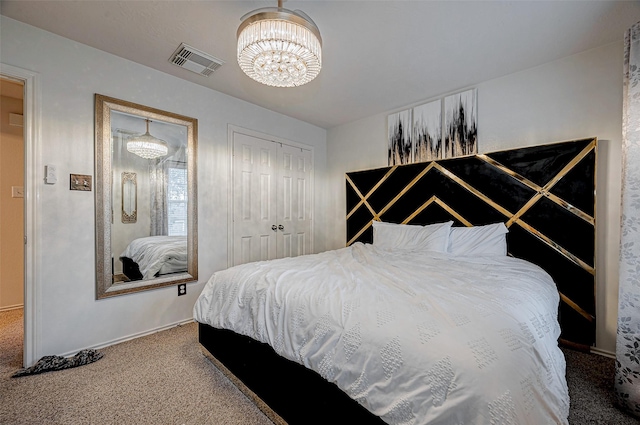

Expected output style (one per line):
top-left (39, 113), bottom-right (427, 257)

top-left (372, 220), bottom-right (453, 253)
top-left (447, 222), bottom-right (509, 256)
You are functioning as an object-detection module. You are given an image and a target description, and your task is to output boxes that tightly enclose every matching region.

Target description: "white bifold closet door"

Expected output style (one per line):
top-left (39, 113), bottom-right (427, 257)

top-left (232, 132), bottom-right (312, 266)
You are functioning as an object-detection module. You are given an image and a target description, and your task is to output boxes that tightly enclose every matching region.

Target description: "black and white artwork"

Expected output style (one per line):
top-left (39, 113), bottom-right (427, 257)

top-left (412, 100), bottom-right (442, 162)
top-left (443, 88), bottom-right (477, 158)
top-left (388, 109), bottom-right (412, 165)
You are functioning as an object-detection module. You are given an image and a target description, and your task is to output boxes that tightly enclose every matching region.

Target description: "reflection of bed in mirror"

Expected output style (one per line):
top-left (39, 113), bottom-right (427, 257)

top-left (119, 235), bottom-right (188, 281)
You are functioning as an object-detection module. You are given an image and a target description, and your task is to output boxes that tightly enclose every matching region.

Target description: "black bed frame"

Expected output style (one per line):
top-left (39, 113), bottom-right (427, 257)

top-left (199, 324), bottom-right (385, 424)
top-left (199, 138), bottom-right (597, 423)
top-left (120, 257), bottom-right (143, 281)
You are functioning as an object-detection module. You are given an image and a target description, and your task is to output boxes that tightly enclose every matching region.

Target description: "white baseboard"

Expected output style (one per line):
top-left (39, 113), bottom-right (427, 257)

top-left (59, 318), bottom-right (194, 358)
top-left (590, 347), bottom-right (616, 359)
top-left (0, 304), bottom-right (24, 313)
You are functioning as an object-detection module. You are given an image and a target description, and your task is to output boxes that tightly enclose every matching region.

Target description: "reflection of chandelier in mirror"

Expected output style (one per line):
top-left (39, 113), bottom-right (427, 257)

top-left (237, 0), bottom-right (322, 88)
top-left (127, 119), bottom-right (168, 159)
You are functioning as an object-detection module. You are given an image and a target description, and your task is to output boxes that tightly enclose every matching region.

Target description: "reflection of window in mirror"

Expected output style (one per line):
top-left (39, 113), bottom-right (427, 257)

top-left (167, 163), bottom-right (187, 236)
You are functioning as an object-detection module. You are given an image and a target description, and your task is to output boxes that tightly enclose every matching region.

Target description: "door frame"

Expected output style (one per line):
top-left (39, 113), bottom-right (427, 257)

top-left (1, 63), bottom-right (41, 367)
top-left (227, 124), bottom-right (314, 268)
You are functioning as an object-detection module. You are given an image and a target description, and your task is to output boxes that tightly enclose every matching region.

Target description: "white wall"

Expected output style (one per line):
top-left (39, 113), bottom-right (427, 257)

top-left (0, 16), bottom-right (327, 360)
top-left (326, 42), bottom-right (623, 354)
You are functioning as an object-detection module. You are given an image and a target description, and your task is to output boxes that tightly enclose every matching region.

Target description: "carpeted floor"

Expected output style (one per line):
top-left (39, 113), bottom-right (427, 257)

top-left (563, 347), bottom-right (639, 424)
top-left (0, 309), bottom-right (272, 425)
top-left (1, 308), bottom-right (638, 424)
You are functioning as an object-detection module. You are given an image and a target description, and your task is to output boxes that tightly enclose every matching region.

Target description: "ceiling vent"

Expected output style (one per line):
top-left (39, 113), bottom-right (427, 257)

top-left (169, 43), bottom-right (224, 77)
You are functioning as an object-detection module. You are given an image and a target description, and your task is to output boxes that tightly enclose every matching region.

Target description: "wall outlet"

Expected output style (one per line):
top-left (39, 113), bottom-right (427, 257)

top-left (178, 284), bottom-right (186, 296)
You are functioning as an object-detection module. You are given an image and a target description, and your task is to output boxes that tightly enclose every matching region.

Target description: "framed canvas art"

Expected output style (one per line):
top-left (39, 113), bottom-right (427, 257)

top-left (388, 109), bottom-right (412, 165)
top-left (443, 88), bottom-right (477, 158)
top-left (412, 99), bottom-right (442, 162)
top-left (388, 89), bottom-right (477, 164)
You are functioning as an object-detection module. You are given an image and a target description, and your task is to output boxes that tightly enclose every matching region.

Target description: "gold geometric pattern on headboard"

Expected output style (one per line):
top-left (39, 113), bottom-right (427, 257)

top-left (346, 138), bottom-right (597, 347)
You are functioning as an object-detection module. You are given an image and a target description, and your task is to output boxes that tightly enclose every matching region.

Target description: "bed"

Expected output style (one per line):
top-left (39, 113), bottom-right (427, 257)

top-left (194, 138), bottom-right (596, 424)
top-left (119, 235), bottom-right (187, 280)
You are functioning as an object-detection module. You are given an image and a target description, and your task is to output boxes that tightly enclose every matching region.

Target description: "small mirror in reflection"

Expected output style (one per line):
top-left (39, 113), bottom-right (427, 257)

top-left (121, 172), bottom-right (137, 223)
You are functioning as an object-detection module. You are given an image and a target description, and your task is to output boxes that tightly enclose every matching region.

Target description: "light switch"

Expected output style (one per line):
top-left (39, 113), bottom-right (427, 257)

top-left (45, 165), bottom-right (57, 184)
top-left (11, 186), bottom-right (24, 198)
top-left (70, 174), bottom-right (92, 191)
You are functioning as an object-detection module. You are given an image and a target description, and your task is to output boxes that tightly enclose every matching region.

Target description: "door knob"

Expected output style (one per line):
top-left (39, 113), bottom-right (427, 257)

top-left (272, 225), bottom-right (277, 231)
top-left (278, 225), bottom-right (284, 230)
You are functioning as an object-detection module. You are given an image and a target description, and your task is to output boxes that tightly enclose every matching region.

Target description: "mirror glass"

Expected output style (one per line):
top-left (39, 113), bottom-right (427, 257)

top-left (95, 94), bottom-right (198, 299)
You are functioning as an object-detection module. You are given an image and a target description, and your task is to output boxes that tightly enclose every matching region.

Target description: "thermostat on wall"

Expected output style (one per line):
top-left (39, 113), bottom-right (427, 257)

top-left (45, 164), bottom-right (57, 184)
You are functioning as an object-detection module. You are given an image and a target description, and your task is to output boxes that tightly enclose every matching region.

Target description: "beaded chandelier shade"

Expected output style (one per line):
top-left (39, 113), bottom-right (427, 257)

top-left (127, 119), bottom-right (168, 160)
top-left (237, 1), bottom-right (322, 88)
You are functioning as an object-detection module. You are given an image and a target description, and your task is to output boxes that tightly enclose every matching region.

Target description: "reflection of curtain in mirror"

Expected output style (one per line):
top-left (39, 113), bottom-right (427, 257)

top-left (150, 146), bottom-right (187, 236)
top-left (149, 160), bottom-right (168, 236)
top-left (616, 21), bottom-right (640, 418)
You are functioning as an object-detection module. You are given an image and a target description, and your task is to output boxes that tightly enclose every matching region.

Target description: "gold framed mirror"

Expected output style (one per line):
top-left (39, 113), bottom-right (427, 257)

top-left (95, 94), bottom-right (198, 299)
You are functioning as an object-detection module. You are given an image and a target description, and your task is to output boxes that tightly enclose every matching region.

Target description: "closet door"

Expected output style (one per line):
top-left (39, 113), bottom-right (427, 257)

top-left (277, 144), bottom-right (312, 258)
top-left (232, 131), bottom-right (313, 266)
top-left (232, 133), bottom-right (278, 265)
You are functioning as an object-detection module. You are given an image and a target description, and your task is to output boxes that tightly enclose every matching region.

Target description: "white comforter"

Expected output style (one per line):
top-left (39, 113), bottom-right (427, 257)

top-left (194, 243), bottom-right (569, 425)
top-left (120, 235), bottom-right (187, 279)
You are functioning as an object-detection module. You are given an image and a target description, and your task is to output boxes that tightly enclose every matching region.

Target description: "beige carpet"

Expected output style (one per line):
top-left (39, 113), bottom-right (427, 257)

top-left (0, 309), bottom-right (273, 425)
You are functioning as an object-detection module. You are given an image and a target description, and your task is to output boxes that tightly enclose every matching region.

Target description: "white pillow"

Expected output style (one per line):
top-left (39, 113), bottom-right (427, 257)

top-left (372, 220), bottom-right (453, 253)
top-left (447, 222), bottom-right (509, 256)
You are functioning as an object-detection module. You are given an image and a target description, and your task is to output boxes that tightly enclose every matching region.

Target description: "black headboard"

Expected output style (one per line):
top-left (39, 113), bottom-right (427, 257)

top-left (346, 138), bottom-right (596, 348)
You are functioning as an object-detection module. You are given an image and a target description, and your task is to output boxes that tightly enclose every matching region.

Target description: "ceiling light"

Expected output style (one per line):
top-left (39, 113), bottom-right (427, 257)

top-left (237, 0), bottom-right (322, 88)
top-left (127, 119), bottom-right (168, 159)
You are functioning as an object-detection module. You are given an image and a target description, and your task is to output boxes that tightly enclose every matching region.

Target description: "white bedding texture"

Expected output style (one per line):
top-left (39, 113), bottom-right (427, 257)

top-left (120, 235), bottom-right (187, 279)
top-left (194, 242), bottom-right (569, 425)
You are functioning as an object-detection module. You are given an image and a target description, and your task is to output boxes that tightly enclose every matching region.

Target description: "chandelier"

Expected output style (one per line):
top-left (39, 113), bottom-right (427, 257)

top-left (237, 0), bottom-right (322, 88)
top-left (127, 119), bottom-right (168, 160)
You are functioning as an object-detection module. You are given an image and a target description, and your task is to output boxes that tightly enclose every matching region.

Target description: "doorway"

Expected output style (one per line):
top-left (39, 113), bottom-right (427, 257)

top-left (0, 76), bottom-right (25, 370)
top-left (0, 63), bottom-right (38, 368)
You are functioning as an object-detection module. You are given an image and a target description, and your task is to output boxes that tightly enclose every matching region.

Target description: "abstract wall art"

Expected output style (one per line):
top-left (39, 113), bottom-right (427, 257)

top-left (444, 88), bottom-right (477, 158)
top-left (389, 88), bottom-right (477, 165)
top-left (412, 99), bottom-right (442, 162)
top-left (387, 109), bottom-right (412, 165)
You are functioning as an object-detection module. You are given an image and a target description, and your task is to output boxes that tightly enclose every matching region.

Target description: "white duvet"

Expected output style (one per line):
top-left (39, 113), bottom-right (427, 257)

top-left (194, 243), bottom-right (569, 425)
top-left (120, 235), bottom-right (187, 279)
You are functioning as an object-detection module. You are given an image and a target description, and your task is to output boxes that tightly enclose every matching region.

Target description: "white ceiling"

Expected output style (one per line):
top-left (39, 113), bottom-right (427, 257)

top-left (2, 1), bottom-right (639, 129)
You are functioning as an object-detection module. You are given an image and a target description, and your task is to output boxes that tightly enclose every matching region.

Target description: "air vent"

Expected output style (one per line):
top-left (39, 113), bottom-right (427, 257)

top-left (169, 43), bottom-right (224, 77)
